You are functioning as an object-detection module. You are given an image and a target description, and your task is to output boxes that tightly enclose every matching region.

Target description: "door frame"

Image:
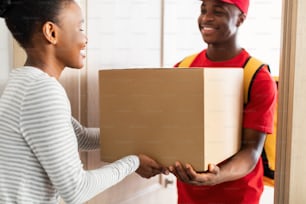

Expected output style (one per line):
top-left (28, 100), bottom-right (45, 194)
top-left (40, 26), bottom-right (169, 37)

top-left (275, 0), bottom-right (306, 203)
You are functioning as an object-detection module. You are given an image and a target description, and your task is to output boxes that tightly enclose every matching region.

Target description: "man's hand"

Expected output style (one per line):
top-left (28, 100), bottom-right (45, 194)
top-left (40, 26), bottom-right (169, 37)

top-left (169, 162), bottom-right (221, 186)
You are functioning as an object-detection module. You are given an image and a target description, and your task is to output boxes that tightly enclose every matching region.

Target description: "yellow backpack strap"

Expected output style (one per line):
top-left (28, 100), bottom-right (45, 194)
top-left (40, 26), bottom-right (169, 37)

top-left (243, 57), bottom-right (267, 104)
top-left (177, 53), bottom-right (198, 68)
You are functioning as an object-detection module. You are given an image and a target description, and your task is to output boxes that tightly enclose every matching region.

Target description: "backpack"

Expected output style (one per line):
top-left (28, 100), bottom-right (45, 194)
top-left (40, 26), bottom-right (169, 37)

top-left (177, 54), bottom-right (277, 187)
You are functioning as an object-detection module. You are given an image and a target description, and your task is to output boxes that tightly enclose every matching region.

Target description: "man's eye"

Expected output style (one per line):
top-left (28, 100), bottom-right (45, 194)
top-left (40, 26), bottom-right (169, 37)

top-left (214, 10), bottom-right (225, 15)
top-left (201, 9), bottom-right (207, 15)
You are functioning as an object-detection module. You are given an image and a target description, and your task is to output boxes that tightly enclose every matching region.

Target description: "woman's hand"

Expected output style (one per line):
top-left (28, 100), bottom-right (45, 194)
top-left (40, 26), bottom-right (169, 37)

top-left (136, 154), bottom-right (169, 178)
top-left (169, 162), bottom-right (221, 186)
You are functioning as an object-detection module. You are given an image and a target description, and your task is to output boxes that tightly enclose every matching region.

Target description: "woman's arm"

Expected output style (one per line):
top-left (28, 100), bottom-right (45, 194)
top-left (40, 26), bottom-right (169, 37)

top-left (71, 117), bottom-right (100, 151)
top-left (21, 79), bottom-right (165, 204)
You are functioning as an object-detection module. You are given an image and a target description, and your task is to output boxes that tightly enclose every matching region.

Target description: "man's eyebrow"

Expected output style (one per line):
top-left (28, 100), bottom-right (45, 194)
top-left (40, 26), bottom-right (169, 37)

top-left (200, 2), bottom-right (226, 9)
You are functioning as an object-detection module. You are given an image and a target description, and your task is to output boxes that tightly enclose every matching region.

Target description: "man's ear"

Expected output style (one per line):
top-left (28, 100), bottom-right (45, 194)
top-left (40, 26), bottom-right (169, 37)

top-left (236, 13), bottom-right (246, 27)
top-left (42, 21), bottom-right (58, 45)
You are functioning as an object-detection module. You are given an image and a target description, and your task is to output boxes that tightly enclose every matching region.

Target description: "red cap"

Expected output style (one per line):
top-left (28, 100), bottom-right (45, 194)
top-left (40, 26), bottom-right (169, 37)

top-left (220, 0), bottom-right (249, 14)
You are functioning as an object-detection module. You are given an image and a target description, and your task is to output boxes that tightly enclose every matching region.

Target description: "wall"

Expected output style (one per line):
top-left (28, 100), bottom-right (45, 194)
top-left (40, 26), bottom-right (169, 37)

top-left (0, 19), bottom-right (12, 94)
top-left (86, 0), bottom-right (163, 127)
top-left (239, 0), bottom-right (282, 76)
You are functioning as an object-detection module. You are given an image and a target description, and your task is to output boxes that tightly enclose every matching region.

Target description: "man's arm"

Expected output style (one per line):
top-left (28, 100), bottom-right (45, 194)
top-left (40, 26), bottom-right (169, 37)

top-left (169, 128), bottom-right (266, 185)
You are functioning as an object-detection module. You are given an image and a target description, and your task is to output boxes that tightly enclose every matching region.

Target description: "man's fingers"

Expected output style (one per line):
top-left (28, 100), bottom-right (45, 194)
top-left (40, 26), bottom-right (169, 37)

top-left (175, 162), bottom-right (191, 182)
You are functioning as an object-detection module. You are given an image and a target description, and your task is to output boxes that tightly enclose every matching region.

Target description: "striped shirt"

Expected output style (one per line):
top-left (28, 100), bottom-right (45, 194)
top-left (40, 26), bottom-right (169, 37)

top-left (0, 67), bottom-right (139, 204)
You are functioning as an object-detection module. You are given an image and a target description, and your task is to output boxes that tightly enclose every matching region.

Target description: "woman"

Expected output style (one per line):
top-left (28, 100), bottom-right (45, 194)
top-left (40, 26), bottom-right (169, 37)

top-left (0, 0), bottom-right (167, 203)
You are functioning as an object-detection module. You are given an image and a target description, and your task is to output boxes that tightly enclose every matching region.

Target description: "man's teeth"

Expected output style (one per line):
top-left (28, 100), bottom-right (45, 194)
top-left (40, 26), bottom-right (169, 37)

top-left (80, 50), bottom-right (86, 56)
top-left (204, 27), bottom-right (214, 30)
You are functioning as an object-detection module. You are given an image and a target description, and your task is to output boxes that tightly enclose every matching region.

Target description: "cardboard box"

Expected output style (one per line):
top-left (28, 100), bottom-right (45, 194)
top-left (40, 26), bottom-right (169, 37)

top-left (99, 68), bottom-right (243, 171)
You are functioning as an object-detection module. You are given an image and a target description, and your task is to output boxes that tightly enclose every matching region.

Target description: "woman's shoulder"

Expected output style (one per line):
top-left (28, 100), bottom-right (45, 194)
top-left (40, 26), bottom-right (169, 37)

top-left (15, 67), bottom-right (68, 101)
top-left (20, 67), bottom-right (64, 90)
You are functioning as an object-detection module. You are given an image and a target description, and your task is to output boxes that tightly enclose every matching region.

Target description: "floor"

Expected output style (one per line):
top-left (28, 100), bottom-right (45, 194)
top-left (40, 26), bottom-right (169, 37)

top-left (60, 184), bottom-right (275, 204)
top-left (260, 186), bottom-right (274, 204)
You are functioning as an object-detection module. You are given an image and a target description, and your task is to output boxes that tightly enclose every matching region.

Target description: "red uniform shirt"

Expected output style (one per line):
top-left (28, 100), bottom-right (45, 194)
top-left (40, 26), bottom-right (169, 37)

top-left (175, 49), bottom-right (277, 204)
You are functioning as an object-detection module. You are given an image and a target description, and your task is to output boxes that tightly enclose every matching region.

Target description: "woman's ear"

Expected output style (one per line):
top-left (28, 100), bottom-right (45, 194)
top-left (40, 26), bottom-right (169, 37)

top-left (236, 13), bottom-right (246, 27)
top-left (42, 21), bottom-right (58, 45)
